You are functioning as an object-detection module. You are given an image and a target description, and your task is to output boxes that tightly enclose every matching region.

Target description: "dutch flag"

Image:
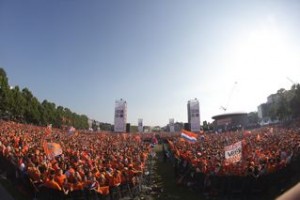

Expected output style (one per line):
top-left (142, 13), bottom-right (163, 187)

top-left (180, 129), bottom-right (198, 142)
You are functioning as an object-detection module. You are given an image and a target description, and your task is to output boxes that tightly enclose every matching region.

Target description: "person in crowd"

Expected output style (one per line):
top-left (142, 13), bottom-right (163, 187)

top-left (1, 120), bottom-right (300, 198)
top-left (0, 121), bottom-right (151, 197)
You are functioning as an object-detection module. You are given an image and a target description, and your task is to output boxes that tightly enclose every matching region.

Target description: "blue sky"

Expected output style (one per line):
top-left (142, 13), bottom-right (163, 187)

top-left (1, 0), bottom-right (300, 126)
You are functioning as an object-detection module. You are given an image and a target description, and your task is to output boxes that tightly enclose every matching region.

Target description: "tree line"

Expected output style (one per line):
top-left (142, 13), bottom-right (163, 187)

top-left (268, 84), bottom-right (300, 122)
top-left (0, 68), bottom-right (88, 129)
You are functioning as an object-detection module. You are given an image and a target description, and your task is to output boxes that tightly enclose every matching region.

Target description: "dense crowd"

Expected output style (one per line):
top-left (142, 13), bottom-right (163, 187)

top-left (168, 127), bottom-right (300, 177)
top-left (0, 121), bottom-right (154, 199)
top-left (161, 126), bottom-right (300, 198)
top-left (1, 120), bottom-right (300, 199)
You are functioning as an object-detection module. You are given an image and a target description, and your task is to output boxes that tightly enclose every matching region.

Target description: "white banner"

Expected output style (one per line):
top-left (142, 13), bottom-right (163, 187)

top-left (224, 141), bottom-right (242, 164)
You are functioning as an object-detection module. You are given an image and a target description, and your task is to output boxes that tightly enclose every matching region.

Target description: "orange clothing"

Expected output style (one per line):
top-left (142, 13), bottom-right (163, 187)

top-left (72, 182), bottom-right (84, 191)
top-left (83, 180), bottom-right (92, 189)
top-left (95, 171), bottom-right (101, 179)
top-left (54, 174), bottom-right (66, 187)
top-left (112, 172), bottom-right (122, 186)
top-left (44, 179), bottom-right (62, 191)
top-left (97, 186), bottom-right (110, 195)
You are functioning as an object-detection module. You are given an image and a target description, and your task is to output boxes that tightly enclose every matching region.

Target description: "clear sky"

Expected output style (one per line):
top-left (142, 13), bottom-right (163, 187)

top-left (1, 0), bottom-right (300, 126)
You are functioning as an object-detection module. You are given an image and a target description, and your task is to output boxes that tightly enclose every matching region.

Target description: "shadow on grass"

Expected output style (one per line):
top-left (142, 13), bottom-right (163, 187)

top-left (154, 144), bottom-right (205, 200)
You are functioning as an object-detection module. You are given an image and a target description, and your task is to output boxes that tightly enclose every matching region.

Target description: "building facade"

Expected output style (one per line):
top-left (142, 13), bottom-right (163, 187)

top-left (212, 112), bottom-right (248, 132)
top-left (114, 99), bottom-right (127, 132)
top-left (187, 98), bottom-right (201, 132)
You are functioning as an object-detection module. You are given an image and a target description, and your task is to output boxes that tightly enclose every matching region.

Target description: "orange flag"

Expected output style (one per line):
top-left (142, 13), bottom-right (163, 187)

top-left (256, 134), bottom-right (261, 141)
top-left (43, 141), bottom-right (62, 160)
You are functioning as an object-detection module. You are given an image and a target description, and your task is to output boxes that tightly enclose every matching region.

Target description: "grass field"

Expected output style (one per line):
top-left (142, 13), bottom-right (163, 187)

top-left (153, 144), bottom-right (300, 200)
top-left (154, 144), bottom-right (205, 200)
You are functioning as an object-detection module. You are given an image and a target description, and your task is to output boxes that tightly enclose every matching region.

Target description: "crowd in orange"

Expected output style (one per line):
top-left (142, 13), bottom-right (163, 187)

top-left (1, 120), bottom-right (300, 199)
top-left (168, 126), bottom-right (300, 177)
top-left (0, 121), bottom-right (153, 197)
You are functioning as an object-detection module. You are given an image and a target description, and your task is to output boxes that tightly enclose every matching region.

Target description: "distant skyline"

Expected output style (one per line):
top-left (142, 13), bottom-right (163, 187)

top-left (1, 0), bottom-right (300, 126)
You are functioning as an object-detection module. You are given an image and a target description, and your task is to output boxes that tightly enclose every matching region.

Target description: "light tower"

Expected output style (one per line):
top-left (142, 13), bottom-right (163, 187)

top-left (114, 99), bottom-right (127, 132)
top-left (187, 98), bottom-right (200, 132)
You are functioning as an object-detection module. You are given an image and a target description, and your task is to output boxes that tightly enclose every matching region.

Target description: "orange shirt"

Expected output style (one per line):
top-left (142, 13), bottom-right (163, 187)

top-left (97, 186), bottom-right (109, 195)
top-left (44, 179), bottom-right (62, 191)
top-left (95, 171), bottom-right (101, 179)
top-left (108, 175), bottom-right (114, 186)
top-left (112, 171), bottom-right (122, 186)
top-left (54, 174), bottom-right (66, 187)
top-left (82, 180), bottom-right (92, 189)
top-left (72, 182), bottom-right (84, 191)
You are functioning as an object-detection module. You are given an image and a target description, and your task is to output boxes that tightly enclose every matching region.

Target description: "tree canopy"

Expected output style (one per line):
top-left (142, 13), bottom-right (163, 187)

top-left (0, 68), bottom-right (88, 129)
top-left (267, 84), bottom-right (300, 122)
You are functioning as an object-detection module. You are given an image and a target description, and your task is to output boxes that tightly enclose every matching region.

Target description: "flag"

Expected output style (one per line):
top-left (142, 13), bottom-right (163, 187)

top-left (224, 141), bottom-right (242, 164)
top-left (45, 124), bottom-right (52, 136)
top-left (180, 129), bottom-right (197, 142)
top-left (256, 134), bottom-right (261, 141)
top-left (43, 141), bottom-right (63, 160)
top-left (67, 126), bottom-right (76, 136)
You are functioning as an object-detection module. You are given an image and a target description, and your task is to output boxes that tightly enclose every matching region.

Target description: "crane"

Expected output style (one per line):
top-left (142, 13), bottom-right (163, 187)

top-left (286, 77), bottom-right (295, 85)
top-left (220, 81), bottom-right (238, 112)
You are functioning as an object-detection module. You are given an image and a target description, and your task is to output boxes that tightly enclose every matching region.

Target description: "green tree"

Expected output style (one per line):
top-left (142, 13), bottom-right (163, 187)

top-left (9, 86), bottom-right (26, 121)
top-left (202, 120), bottom-right (209, 131)
top-left (0, 68), bottom-right (11, 118)
top-left (276, 88), bottom-right (292, 122)
top-left (41, 100), bottom-right (57, 126)
top-left (56, 106), bottom-right (65, 128)
top-left (0, 67), bottom-right (89, 129)
top-left (247, 112), bottom-right (259, 124)
top-left (290, 84), bottom-right (300, 118)
top-left (22, 88), bottom-right (41, 124)
top-left (267, 88), bottom-right (293, 122)
top-left (268, 103), bottom-right (277, 121)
